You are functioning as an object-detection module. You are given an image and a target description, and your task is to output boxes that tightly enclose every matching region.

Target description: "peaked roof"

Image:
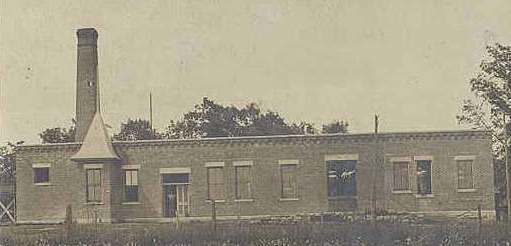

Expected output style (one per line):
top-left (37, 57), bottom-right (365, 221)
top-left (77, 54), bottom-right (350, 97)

top-left (71, 112), bottom-right (120, 162)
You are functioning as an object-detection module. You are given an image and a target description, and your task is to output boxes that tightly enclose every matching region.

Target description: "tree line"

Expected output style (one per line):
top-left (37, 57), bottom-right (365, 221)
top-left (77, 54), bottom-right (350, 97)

top-left (39, 97), bottom-right (349, 143)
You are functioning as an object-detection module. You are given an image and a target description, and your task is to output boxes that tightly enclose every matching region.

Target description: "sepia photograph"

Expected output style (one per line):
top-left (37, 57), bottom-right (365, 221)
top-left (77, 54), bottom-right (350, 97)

top-left (1, 0), bottom-right (511, 245)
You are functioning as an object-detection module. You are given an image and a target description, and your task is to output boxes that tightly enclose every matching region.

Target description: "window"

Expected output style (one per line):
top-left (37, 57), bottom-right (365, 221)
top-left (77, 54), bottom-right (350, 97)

top-left (393, 162), bottom-right (409, 191)
top-left (86, 169), bottom-right (102, 202)
top-left (235, 166), bottom-right (252, 199)
top-left (327, 160), bottom-right (357, 197)
top-left (280, 164), bottom-right (297, 199)
top-left (457, 160), bottom-right (474, 189)
top-left (124, 170), bottom-right (139, 202)
top-left (33, 167), bottom-right (49, 184)
top-left (416, 160), bottom-right (432, 195)
top-left (207, 167), bottom-right (224, 201)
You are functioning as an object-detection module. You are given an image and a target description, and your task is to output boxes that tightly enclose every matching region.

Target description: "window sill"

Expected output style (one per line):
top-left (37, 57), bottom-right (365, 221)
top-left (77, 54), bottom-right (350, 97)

top-left (328, 196), bottom-right (357, 200)
top-left (279, 198), bottom-right (299, 201)
top-left (392, 190), bottom-right (412, 194)
top-left (85, 202), bottom-right (104, 205)
top-left (234, 199), bottom-right (254, 202)
top-left (206, 199), bottom-right (226, 203)
top-left (414, 194), bottom-right (434, 198)
top-left (121, 202), bottom-right (141, 205)
top-left (457, 188), bottom-right (476, 193)
top-left (34, 182), bottom-right (51, 186)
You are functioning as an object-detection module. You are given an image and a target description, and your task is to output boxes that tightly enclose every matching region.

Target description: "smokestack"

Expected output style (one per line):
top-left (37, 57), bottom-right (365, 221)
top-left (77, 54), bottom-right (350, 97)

top-left (75, 28), bottom-right (99, 142)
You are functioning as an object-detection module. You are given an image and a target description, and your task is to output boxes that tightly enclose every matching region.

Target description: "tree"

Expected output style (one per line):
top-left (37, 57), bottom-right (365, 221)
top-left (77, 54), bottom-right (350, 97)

top-left (457, 43), bottom-right (511, 158)
top-left (164, 97), bottom-right (326, 139)
top-left (457, 43), bottom-right (511, 219)
top-left (113, 118), bottom-right (163, 141)
top-left (322, 120), bottom-right (349, 134)
top-left (0, 141), bottom-right (24, 178)
top-left (39, 119), bottom-right (76, 143)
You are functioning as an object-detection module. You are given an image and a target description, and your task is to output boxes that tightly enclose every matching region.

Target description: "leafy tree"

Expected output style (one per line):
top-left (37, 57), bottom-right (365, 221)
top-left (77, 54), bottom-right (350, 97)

top-left (165, 97), bottom-right (325, 139)
top-left (322, 120), bottom-right (349, 134)
top-left (113, 118), bottom-right (163, 141)
top-left (0, 141), bottom-right (24, 178)
top-left (457, 43), bottom-right (511, 214)
top-left (39, 119), bottom-right (76, 143)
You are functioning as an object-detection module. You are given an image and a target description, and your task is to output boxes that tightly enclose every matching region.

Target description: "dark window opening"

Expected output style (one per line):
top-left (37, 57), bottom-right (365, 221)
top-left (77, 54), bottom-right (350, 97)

top-left (86, 169), bottom-right (102, 202)
top-left (207, 167), bottom-right (224, 200)
top-left (162, 173), bottom-right (189, 184)
top-left (416, 160), bottom-right (432, 195)
top-left (393, 162), bottom-right (409, 191)
top-left (124, 169), bottom-right (139, 202)
top-left (33, 167), bottom-right (49, 184)
top-left (457, 160), bottom-right (474, 189)
top-left (327, 160), bottom-right (357, 197)
top-left (235, 166), bottom-right (252, 199)
top-left (280, 164), bottom-right (297, 199)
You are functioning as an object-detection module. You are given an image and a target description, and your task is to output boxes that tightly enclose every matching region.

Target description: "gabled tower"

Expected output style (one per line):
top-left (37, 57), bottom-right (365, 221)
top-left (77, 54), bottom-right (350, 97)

top-left (75, 28), bottom-right (99, 142)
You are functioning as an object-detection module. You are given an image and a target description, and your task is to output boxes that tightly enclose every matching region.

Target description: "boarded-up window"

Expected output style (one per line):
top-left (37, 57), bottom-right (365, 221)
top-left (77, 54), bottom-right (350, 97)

top-left (327, 160), bottom-right (357, 197)
top-left (416, 160), bottom-right (432, 195)
top-left (280, 164), bottom-right (297, 199)
top-left (457, 160), bottom-right (474, 189)
top-left (393, 162), bottom-right (409, 191)
top-left (124, 169), bottom-right (139, 202)
top-left (235, 166), bottom-right (252, 199)
top-left (33, 168), bottom-right (49, 184)
top-left (207, 167), bottom-right (224, 200)
top-left (86, 169), bottom-right (102, 202)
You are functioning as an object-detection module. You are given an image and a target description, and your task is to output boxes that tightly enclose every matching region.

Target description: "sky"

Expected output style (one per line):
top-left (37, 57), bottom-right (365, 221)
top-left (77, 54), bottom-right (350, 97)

top-left (1, 0), bottom-right (511, 144)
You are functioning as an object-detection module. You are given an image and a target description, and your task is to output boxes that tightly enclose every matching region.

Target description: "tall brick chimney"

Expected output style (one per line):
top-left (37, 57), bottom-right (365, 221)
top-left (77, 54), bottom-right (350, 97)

top-left (75, 28), bottom-right (99, 142)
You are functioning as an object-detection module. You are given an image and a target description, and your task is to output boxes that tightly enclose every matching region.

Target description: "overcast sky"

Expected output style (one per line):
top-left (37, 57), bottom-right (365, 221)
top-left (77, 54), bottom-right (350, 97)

top-left (1, 0), bottom-right (511, 144)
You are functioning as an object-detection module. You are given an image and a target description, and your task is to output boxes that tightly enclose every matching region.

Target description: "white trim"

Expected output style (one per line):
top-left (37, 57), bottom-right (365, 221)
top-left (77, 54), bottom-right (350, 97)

top-left (390, 157), bottom-right (411, 163)
top-left (32, 163), bottom-right (51, 168)
top-left (205, 162), bottom-right (225, 167)
top-left (392, 190), bottom-right (412, 194)
top-left (457, 188), bottom-right (477, 193)
top-left (414, 156), bottom-right (433, 161)
top-left (278, 159), bottom-right (299, 165)
top-left (121, 202), bottom-right (142, 205)
top-left (454, 155), bottom-right (476, 161)
top-left (121, 165), bottom-right (141, 170)
top-left (324, 154), bottom-right (359, 161)
top-left (234, 199), bottom-right (254, 202)
top-left (83, 164), bottom-right (103, 169)
top-left (279, 198), bottom-right (300, 201)
top-left (34, 182), bottom-right (51, 186)
top-left (160, 167), bottom-right (191, 174)
top-left (233, 160), bottom-right (253, 166)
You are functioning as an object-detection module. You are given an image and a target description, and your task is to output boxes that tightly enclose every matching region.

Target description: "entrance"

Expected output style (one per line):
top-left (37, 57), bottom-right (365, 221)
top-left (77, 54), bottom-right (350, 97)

top-left (162, 173), bottom-right (190, 218)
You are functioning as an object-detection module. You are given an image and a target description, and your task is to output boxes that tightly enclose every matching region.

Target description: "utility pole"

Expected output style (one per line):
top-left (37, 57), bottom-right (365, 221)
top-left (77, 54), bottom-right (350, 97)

top-left (505, 114), bottom-right (511, 223)
top-left (149, 92), bottom-right (153, 130)
top-left (372, 115), bottom-right (379, 221)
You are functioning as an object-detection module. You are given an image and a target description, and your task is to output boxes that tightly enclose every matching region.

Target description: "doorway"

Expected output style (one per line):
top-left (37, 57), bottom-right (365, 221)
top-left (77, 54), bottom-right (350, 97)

top-left (162, 173), bottom-right (190, 218)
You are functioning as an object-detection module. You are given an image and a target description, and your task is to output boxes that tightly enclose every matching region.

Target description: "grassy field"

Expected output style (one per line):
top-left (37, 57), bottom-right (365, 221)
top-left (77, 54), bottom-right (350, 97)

top-left (1, 219), bottom-right (510, 245)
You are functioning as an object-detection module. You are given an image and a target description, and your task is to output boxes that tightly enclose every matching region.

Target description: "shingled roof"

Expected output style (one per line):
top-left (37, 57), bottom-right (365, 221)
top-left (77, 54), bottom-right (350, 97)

top-left (71, 112), bottom-right (120, 162)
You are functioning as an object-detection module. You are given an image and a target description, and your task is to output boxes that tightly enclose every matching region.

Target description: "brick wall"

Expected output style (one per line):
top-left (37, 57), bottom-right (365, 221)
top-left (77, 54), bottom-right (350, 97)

top-left (15, 131), bottom-right (495, 223)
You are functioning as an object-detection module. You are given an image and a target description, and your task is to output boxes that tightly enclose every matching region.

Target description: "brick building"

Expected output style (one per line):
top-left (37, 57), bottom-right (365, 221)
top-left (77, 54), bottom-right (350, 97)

top-left (15, 28), bottom-right (495, 224)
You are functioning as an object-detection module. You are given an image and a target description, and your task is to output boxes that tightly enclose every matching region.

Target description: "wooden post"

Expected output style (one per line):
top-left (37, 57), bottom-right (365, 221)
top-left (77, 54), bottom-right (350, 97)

top-left (505, 115), bottom-right (511, 223)
top-left (211, 200), bottom-right (217, 235)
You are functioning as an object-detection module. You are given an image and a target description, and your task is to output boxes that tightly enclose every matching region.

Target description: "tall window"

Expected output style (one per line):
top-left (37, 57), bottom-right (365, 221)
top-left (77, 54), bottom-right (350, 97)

top-left (280, 164), bottom-right (297, 199)
top-left (416, 160), bottom-right (432, 195)
top-left (86, 169), bottom-right (102, 202)
top-left (327, 160), bottom-right (357, 197)
top-left (124, 169), bottom-right (139, 202)
top-left (457, 160), bottom-right (474, 189)
top-left (33, 167), bottom-right (49, 184)
top-left (207, 167), bottom-right (224, 201)
top-left (235, 166), bottom-right (252, 199)
top-left (393, 162), bottom-right (409, 191)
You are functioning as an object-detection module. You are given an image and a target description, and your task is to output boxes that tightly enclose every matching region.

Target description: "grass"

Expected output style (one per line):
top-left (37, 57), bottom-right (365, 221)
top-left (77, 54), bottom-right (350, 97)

top-left (1, 219), bottom-right (511, 245)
